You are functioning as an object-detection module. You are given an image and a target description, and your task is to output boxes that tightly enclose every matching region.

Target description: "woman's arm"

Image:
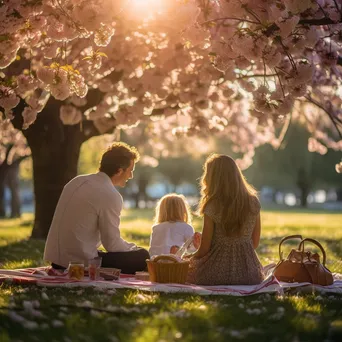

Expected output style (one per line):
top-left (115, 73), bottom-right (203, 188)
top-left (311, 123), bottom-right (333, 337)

top-left (251, 213), bottom-right (261, 249)
top-left (192, 214), bottom-right (214, 259)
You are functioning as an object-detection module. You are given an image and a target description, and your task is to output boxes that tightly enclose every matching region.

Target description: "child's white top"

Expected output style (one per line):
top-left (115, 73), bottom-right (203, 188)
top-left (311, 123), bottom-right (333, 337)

top-left (149, 221), bottom-right (194, 256)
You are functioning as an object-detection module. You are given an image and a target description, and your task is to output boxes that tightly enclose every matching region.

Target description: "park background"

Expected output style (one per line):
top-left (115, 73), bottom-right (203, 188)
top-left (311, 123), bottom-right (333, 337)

top-left (2, 121), bottom-right (342, 217)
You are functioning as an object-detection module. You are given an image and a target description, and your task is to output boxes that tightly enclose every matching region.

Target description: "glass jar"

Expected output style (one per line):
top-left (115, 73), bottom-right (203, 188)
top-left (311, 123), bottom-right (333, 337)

top-left (68, 261), bottom-right (84, 280)
top-left (88, 257), bottom-right (102, 281)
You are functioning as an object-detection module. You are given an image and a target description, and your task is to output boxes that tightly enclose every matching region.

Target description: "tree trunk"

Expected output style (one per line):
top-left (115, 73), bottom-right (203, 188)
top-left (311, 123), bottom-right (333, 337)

top-left (299, 186), bottom-right (310, 208)
top-left (19, 99), bottom-right (85, 239)
top-left (0, 161), bottom-right (9, 218)
top-left (336, 188), bottom-right (342, 201)
top-left (136, 173), bottom-right (150, 208)
top-left (0, 178), bottom-right (6, 218)
top-left (29, 139), bottom-right (81, 239)
top-left (6, 164), bottom-right (21, 218)
top-left (296, 168), bottom-right (311, 208)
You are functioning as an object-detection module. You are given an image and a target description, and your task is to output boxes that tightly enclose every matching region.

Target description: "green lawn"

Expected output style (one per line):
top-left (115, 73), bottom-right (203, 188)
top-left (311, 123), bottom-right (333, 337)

top-left (0, 209), bottom-right (342, 341)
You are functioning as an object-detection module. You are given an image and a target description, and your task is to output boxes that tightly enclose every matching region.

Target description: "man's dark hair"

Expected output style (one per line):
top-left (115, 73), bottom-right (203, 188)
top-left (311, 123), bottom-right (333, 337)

top-left (99, 142), bottom-right (140, 177)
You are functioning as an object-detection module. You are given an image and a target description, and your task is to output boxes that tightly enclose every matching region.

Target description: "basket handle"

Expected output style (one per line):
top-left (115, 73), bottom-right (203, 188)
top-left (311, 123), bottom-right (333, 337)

top-left (279, 235), bottom-right (303, 260)
top-left (152, 255), bottom-right (180, 263)
top-left (298, 238), bottom-right (327, 265)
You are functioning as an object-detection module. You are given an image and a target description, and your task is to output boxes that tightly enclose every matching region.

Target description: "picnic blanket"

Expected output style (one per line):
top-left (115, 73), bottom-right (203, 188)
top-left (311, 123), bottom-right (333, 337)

top-left (0, 267), bottom-right (341, 296)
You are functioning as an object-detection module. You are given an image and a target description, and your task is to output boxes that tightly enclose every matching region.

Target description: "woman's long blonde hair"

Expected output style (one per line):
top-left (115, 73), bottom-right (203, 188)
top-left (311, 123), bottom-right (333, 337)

top-left (154, 194), bottom-right (192, 225)
top-left (198, 154), bottom-right (258, 235)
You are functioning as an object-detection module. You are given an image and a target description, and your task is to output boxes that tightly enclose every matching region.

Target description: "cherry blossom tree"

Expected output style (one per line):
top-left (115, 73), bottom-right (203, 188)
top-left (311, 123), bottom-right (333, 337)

top-left (0, 0), bottom-right (341, 237)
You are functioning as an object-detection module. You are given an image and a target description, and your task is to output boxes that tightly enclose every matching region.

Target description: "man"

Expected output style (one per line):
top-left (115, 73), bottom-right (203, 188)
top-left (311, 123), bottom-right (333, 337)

top-left (44, 142), bottom-right (150, 274)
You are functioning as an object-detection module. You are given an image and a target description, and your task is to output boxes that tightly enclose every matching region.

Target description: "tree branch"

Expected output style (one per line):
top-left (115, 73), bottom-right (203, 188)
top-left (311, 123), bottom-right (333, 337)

top-left (304, 95), bottom-right (342, 140)
top-left (12, 154), bottom-right (30, 167)
top-left (4, 144), bottom-right (14, 165)
top-left (199, 17), bottom-right (259, 26)
top-left (237, 73), bottom-right (277, 79)
top-left (265, 17), bottom-right (342, 36)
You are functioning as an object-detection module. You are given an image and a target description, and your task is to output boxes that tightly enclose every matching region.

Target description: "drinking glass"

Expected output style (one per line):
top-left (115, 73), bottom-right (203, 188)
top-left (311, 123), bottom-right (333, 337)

top-left (68, 261), bottom-right (85, 280)
top-left (88, 257), bottom-right (102, 281)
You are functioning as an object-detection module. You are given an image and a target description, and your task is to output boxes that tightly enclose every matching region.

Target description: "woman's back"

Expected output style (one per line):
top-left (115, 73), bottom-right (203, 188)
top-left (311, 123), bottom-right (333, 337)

top-left (187, 196), bottom-right (264, 285)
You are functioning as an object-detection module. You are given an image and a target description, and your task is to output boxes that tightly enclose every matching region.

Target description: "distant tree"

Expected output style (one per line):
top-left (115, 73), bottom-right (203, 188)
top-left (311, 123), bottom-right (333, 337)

top-left (157, 155), bottom-right (203, 193)
top-left (245, 123), bottom-right (342, 207)
top-left (0, 122), bottom-right (30, 218)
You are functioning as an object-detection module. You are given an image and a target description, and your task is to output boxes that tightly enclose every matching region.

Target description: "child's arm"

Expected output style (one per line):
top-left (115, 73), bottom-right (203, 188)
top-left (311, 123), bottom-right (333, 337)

top-left (252, 213), bottom-right (261, 249)
top-left (191, 214), bottom-right (214, 259)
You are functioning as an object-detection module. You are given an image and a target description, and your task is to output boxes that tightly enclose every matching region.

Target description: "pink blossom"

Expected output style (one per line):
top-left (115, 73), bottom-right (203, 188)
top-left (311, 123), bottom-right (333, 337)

top-left (22, 107), bottom-right (38, 130)
top-left (336, 161), bottom-right (342, 173)
top-left (326, 7), bottom-right (340, 22)
top-left (276, 15), bottom-right (300, 38)
top-left (70, 95), bottom-right (87, 107)
top-left (268, 4), bottom-right (284, 22)
top-left (94, 25), bottom-right (115, 47)
top-left (25, 93), bottom-right (47, 112)
top-left (0, 51), bottom-right (17, 69)
top-left (305, 27), bottom-right (320, 48)
top-left (0, 90), bottom-right (20, 110)
top-left (277, 97), bottom-right (294, 115)
top-left (60, 105), bottom-right (82, 125)
top-left (43, 43), bottom-right (59, 59)
top-left (87, 103), bottom-right (110, 121)
top-left (182, 26), bottom-right (210, 47)
top-left (93, 117), bottom-right (116, 134)
top-left (283, 0), bottom-right (314, 13)
top-left (30, 16), bottom-right (47, 30)
top-left (239, 80), bottom-right (256, 92)
top-left (115, 107), bottom-right (141, 128)
top-left (308, 137), bottom-right (328, 155)
top-left (16, 75), bottom-right (39, 95)
top-left (36, 67), bottom-right (56, 85)
top-left (50, 84), bottom-right (70, 101)
top-left (0, 39), bottom-right (20, 54)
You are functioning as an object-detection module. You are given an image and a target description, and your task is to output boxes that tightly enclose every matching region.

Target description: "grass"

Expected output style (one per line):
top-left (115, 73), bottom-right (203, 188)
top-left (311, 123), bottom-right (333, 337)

top-left (0, 209), bottom-right (342, 341)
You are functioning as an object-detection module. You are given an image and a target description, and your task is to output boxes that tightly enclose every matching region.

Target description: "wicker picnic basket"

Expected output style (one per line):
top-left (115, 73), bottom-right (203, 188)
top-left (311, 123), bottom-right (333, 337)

top-left (146, 255), bottom-right (190, 284)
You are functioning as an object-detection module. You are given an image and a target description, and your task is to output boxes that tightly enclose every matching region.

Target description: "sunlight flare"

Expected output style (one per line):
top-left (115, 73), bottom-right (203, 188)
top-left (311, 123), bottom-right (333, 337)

top-left (127, 0), bottom-right (166, 16)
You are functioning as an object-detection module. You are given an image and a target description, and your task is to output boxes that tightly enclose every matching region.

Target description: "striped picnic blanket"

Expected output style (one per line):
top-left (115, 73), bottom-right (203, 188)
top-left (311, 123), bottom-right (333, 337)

top-left (0, 267), bottom-right (341, 296)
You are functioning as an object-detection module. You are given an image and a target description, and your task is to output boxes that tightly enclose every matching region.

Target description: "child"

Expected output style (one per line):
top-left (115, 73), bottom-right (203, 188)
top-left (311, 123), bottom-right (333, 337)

top-left (149, 194), bottom-right (195, 256)
top-left (187, 154), bottom-right (264, 285)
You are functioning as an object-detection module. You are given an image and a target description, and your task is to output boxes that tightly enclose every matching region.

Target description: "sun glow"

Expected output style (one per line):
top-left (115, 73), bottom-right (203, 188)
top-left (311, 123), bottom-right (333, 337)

top-left (127, 0), bottom-right (166, 17)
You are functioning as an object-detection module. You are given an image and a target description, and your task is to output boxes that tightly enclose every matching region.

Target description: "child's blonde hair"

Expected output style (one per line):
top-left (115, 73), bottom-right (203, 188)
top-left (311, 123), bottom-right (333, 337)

top-left (154, 193), bottom-right (192, 225)
top-left (198, 154), bottom-right (258, 236)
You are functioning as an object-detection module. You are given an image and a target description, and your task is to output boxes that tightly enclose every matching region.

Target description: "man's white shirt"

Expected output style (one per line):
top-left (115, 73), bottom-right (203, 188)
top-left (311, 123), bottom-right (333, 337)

top-left (44, 172), bottom-right (135, 267)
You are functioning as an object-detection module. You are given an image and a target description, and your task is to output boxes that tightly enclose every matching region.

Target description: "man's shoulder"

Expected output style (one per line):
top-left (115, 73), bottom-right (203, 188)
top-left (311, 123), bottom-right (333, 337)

top-left (64, 174), bottom-right (92, 188)
top-left (66, 174), bottom-right (121, 200)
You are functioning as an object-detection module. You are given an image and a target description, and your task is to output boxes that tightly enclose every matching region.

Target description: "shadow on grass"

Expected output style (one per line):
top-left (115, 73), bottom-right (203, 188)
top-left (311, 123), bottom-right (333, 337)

top-left (0, 217), bottom-right (33, 230)
top-left (19, 219), bottom-right (33, 227)
top-left (125, 292), bottom-right (342, 342)
top-left (0, 239), bottom-right (45, 268)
